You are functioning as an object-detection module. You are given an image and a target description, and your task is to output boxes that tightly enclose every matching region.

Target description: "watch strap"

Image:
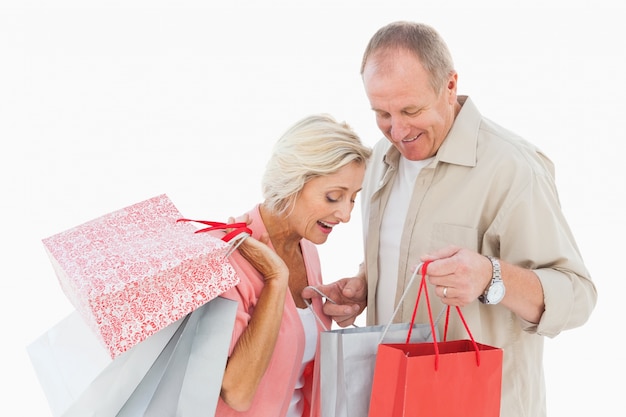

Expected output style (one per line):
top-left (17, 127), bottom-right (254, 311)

top-left (479, 255), bottom-right (502, 304)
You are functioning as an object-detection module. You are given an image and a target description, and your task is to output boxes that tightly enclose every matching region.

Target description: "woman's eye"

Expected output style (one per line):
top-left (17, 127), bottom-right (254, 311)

top-left (326, 192), bottom-right (344, 203)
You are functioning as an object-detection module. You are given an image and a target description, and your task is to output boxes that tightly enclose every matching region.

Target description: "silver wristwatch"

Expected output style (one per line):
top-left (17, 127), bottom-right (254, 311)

top-left (478, 255), bottom-right (505, 304)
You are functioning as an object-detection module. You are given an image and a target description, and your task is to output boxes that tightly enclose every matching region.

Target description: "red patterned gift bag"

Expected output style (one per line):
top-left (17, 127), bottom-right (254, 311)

top-left (42, 194), bottom-right (245, 358)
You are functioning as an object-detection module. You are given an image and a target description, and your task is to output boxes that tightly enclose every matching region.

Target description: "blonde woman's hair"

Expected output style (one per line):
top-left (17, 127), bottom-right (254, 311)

top-left (360, 21), bottom-right (455, 94)
top-left (262, 114), bottom-right (371, 215)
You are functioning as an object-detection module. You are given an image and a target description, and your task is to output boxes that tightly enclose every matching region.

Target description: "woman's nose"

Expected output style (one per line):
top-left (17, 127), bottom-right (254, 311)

top-left (336, 202), bottom-right (352, 223)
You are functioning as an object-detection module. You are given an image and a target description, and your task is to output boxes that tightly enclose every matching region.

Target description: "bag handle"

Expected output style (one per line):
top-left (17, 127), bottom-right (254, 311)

top-left (409, 261), bottom-right (482, 369)
top-left (176, 219), bottom-right (252, 257)
top-left (176, 219), bottom-right (252, 242)
top-left (303, 287), bottom-right (335, 332)
top-left (378, 263), bottom-right (445, 344)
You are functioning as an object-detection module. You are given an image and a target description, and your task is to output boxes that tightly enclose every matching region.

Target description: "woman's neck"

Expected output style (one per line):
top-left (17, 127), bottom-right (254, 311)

top-left (259, 204), bottom-right (301, 255)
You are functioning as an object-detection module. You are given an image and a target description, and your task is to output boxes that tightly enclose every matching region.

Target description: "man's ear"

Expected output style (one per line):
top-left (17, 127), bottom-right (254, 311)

top-left (446, 71), bottom-right (458, 102)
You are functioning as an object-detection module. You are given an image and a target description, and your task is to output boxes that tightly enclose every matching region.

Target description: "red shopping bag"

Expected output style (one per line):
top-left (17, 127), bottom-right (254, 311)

top-left (368, 261), bottom-right (503, 417)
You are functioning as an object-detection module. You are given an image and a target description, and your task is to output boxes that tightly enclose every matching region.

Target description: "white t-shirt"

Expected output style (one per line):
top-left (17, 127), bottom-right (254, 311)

top-left (285, 306), bottom-right (318, 417)
top-left (376, 156), bottom-right (433, 324)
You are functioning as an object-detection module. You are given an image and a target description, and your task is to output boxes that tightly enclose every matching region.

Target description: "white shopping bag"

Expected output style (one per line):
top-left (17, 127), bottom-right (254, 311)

top-left (318, 263), bottom-right (444, 417)
top-left (27, 310), bottom-right (185, 417)
top-left (117, 297), bottom-right (237, 417)
top-left (320, 321), bottom-right (439, 417)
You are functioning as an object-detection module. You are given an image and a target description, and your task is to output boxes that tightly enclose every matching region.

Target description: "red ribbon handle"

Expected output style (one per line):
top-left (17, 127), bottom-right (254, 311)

top-left (176, 218), bottom-right (252, 243)
top-left (407, 261), bottom-right (482, 369)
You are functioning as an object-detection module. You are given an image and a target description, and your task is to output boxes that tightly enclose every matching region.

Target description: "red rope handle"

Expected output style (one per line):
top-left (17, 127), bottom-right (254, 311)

top-left (406, 260), bottom-right (482, 369)
top-left (454, 305), bottom-right (481, 366)
top-left (444, 305), bottom-right (451, 341)
top-left (176, 218), bottom-right (252, 242)
top-left (406, 261), bottom-right (441, 369)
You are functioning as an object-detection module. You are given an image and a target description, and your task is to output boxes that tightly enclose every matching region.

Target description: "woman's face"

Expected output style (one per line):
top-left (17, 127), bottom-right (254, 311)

top-left (290, 161), bottom-right (365, 245)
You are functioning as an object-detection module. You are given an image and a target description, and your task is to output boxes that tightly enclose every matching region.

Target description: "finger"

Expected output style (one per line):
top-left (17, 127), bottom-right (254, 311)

top-left (326, 311), bottom-right (360, 328)
top-left (323, 302), bottom-right (360, 318)
top-left (227, 214), bottom-right (251, 225)
top-left (341, 278), bottom-right (364, 299)
top-left (301, 284), bottom-right (336, 301)
top-left (420, 245), bottom-right (461, 262)
top-left (334, 315), bottom-right (358, 328)
top-left (440, 285), bottom-right (450, 299)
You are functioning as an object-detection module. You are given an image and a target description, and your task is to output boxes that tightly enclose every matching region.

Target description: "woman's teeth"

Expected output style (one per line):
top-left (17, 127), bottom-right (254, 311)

top-left (318, 221), bottom-right (333, 229)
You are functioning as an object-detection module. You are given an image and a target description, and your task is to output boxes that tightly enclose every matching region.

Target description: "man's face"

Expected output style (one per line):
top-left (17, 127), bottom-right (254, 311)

top-left (362, 49), bottom-right (458, 161)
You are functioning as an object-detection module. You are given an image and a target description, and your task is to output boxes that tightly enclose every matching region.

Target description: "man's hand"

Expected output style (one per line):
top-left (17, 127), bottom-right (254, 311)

top-left (420, 245), bottom-right (492, 306)
top-left (301, 276), bottom-right (367, 327)
top-left (421, 245), bottom-right (545, 323)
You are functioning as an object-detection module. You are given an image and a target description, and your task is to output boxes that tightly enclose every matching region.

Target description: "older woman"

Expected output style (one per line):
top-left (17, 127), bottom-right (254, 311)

top-left (215, 114), bottom-right (371, 417)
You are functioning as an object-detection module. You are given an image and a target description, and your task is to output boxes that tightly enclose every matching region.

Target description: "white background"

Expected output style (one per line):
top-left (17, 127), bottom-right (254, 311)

top-left (1, 1), bottom-right (624, 415)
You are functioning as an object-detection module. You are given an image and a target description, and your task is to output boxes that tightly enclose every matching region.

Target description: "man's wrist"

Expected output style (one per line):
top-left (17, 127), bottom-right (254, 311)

top-left (479, 255), bottom-right (505, 304)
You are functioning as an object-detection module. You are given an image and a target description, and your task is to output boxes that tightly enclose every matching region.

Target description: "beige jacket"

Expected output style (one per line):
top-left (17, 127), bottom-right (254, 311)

top-left (361, 96), bottom-right (597, 417)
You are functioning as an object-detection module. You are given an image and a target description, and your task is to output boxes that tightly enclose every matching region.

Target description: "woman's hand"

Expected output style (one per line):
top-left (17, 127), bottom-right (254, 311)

top-left (236, 233), bottom-right (288, 284)
top-left (226, 215), bottom-right (288, 284)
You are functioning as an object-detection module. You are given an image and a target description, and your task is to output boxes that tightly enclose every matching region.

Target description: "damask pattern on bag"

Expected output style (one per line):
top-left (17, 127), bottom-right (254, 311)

top-left (43, 194), bottom-right (240, 358)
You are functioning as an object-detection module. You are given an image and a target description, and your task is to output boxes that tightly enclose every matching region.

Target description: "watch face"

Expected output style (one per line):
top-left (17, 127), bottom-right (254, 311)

top-left (487, 282), bottom-right (505, 303)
